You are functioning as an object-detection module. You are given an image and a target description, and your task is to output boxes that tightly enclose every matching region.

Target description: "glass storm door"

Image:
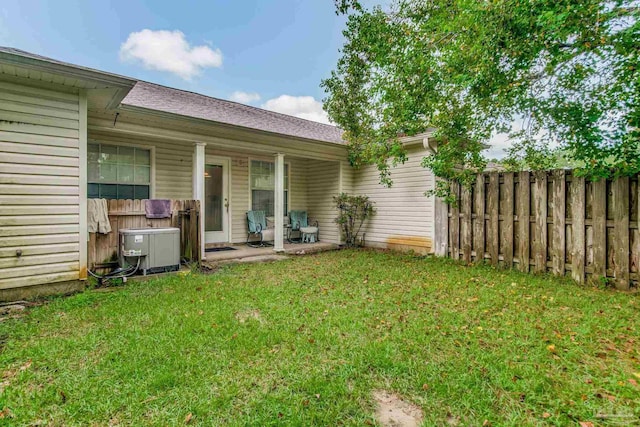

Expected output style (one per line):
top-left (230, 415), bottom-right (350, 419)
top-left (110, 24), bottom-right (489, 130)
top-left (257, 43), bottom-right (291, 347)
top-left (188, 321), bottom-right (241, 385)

top-left (204, 158), bottom-right (229, 244)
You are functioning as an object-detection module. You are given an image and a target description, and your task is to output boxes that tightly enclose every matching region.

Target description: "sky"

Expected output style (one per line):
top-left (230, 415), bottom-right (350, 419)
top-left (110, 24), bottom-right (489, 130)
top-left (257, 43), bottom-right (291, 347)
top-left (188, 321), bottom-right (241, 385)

top-left (0, 0), bottom-right (355, 124)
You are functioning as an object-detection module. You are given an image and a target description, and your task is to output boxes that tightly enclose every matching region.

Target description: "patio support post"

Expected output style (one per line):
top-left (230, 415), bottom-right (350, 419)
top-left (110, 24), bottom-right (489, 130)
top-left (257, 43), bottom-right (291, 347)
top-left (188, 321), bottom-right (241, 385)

top-left (274, 153), bottom-right (285, 252)
top-left (193, 142), bottom-right (206, 259)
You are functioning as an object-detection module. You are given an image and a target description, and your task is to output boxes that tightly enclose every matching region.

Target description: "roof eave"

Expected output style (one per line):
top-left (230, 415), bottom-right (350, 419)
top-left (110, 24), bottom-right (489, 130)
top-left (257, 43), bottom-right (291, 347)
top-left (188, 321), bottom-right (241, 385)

top-left (0, 51), bottom-right (137, 108)
top-left (399, 129), bottom-right (438, 153)
top-left (117, 104), bottom-right (347, 148)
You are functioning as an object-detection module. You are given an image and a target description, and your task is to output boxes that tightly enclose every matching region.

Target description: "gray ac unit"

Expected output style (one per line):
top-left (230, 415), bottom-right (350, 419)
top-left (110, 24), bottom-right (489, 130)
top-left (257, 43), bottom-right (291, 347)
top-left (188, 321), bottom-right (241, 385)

top-left (119, 227), bottom-right (180, 275)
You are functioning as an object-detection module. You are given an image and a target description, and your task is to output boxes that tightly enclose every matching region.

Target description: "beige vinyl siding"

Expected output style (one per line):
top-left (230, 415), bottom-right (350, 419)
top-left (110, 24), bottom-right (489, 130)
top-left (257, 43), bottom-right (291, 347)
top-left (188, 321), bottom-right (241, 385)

top-left (339, 160), bottom-right (354, 195)
top-left (0, 78), bottom-right (82, 290)
top-left (307, 160), bottom-right (341, 244)
top-left (352, 145), bottom-right (436, 253)
top-left (155, 143), bottom-right (192, 199)
top-left (289, 157), bottom-right (308, 212)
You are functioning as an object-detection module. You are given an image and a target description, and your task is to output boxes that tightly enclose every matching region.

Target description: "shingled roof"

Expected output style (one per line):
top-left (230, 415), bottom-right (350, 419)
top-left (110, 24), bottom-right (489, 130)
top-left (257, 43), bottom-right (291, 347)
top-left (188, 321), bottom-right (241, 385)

top-left (0, 47), bottom-right (345, 145)
top-left (122, 82), bottom-right (344, 144)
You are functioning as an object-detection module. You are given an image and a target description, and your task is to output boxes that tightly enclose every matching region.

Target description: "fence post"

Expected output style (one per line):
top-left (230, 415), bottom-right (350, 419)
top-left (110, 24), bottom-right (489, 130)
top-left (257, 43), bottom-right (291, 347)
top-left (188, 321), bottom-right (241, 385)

top-left (473, 174), bottom-right (486, 264)
top-left (552, 170), bottom-right (566, 276)
top-left (487, 172), bottom-right (499, 266)
top-left (517, 171), bottom-right (530, 272)
top-left (591, 179), bottom-right (607, 282)
top-left (433, 183), bottom-right (449, 257)
top-left (502, 173), bottom-right (515, 268)
top-left (571, 175), bottom-right (586, 283)
top-left (449, 181), bottom-right (460, 260)
top-left (461, 185), bottom-right (472, 263)
top-left (534, 171), bottom-right (548, 273)
top-left (612, 176), bottom-right (630, 290)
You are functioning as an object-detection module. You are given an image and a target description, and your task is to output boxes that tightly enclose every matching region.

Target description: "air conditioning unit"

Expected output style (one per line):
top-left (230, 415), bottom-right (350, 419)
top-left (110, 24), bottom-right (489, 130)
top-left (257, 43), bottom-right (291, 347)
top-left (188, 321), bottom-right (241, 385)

top-left (118, 227), bottom-right (180, 275)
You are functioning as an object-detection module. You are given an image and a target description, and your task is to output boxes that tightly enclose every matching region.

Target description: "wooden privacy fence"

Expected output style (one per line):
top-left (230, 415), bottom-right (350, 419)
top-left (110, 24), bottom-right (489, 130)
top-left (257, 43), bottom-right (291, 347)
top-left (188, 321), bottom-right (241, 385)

top-left (88, 199), bottom-right (201, 272)
top-left (434, 170), bottom-right (639, 290)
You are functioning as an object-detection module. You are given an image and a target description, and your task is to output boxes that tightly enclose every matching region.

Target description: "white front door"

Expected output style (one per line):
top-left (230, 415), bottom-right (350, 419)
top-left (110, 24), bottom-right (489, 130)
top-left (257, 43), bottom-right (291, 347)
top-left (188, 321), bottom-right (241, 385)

top-left (204, 156), bottom-right (230, 244)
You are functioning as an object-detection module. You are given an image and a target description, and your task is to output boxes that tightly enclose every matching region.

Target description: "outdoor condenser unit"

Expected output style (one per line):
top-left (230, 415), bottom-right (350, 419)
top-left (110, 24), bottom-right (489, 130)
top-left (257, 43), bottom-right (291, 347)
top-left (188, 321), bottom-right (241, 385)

top-left (118, 227), bottom-right (180, 275)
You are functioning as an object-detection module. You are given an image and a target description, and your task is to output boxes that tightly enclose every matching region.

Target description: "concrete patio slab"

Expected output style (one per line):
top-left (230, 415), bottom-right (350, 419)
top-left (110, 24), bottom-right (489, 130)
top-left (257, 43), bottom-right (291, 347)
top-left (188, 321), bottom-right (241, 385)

top-left (204, 242), bottom-right (338, 264)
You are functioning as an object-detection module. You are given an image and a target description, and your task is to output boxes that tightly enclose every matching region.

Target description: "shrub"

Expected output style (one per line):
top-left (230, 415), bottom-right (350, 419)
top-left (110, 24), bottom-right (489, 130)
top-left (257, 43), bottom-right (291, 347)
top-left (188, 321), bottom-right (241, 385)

top-left (333, 193), bottom-right (375, 247)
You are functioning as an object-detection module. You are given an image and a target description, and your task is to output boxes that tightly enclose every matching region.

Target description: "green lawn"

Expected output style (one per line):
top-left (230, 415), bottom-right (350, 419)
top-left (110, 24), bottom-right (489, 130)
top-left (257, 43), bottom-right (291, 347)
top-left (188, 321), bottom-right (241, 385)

top-left (0, 250), bottom-right (639, 426)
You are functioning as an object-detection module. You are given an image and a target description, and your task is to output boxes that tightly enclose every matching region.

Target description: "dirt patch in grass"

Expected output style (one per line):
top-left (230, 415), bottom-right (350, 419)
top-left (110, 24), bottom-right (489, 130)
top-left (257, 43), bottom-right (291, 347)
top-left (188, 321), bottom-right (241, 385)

top-left (1, 359), bottom-right (32, 394)
top-left (0, 302), bottom-right (40, 323)
top-left (373, 390), bottom-right (424, 427)
top-left (235, 309), bottom-right (263, 324)
top-left (197, 263), bottom-right (219, 275)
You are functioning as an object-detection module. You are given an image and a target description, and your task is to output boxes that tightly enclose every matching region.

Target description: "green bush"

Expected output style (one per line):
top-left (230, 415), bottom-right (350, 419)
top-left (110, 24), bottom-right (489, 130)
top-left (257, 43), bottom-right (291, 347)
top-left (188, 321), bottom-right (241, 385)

top-left (333, 193), bottom-right (375, 247)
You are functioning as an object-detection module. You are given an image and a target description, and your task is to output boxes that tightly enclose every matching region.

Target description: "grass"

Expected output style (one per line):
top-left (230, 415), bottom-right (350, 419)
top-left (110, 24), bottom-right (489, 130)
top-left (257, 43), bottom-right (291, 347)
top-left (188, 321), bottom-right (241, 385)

top-left (0, 249), bottom-right (639, 426)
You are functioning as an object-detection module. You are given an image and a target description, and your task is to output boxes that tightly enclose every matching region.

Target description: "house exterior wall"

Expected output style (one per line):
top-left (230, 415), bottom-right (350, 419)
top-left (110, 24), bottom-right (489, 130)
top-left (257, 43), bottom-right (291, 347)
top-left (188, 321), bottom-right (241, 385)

top-left (307, 160), bottom-right (342, 244)
top-left (352, 144), bottom-right (436, 254)
top-left (0, 77), bottom-right (85, 291)
top-left (339, 160), bottom-right (355, 195)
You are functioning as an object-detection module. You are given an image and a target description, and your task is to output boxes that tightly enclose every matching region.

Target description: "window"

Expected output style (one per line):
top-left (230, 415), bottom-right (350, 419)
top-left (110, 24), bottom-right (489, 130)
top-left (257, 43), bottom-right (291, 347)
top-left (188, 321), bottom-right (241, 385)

top-left (88, 143), bottom-right (151, 199)
top-left (250, 160), bottom-right (289, 216)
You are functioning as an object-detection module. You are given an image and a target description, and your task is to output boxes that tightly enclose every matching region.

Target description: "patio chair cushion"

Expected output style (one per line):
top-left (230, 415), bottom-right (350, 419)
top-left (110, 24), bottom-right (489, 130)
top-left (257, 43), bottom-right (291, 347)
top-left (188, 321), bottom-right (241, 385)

top-left (261, 228), bottom-right (275, 242)
top-left (289, 210), bottom-right (308, 230)
top-left (247, 210), bottom-right (267, 233)
top-left (300, 226), bottom-right (318, 234)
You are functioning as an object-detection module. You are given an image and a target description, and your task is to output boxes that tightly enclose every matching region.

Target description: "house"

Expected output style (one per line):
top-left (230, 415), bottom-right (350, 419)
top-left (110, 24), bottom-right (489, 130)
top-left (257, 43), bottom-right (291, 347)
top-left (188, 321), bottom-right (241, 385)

top-left (0, 47), bottom-right (438, 299)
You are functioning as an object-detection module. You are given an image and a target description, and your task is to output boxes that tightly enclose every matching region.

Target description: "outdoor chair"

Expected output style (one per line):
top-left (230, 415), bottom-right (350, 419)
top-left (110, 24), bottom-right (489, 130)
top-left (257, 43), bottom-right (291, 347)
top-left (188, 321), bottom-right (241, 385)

top-left (246, 210), bottom-right (274, 247)
top-left (288, 210), bottom-right (319, 243)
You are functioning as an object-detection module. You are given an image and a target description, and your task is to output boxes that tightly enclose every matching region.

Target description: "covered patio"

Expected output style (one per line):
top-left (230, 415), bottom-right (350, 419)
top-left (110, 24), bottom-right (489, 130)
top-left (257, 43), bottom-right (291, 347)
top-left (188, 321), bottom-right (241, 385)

top-left (203, 241), bottom-right (338, 263)
top-left (86, 83), bottom-right (353, 261)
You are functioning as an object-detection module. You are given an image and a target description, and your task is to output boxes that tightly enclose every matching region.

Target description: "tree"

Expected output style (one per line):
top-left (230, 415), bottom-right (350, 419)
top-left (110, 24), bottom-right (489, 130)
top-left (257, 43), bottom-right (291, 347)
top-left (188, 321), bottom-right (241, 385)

top-left (323, 0), bottom-right (640, 196)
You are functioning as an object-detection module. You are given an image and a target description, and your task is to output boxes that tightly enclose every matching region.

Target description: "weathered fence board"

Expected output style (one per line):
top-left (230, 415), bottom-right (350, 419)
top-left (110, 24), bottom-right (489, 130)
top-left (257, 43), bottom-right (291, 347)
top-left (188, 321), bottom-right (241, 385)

top-left (613, 177), bottom-right (630, 290)
top-left (517, 171), bottom-right (530, 272)
top-left (433, 178), bottom-right (449, 257)
top-left (442, 170), bottom-right (638, 290)
top-left (534, 172), bottom-right (548, 273)
top-left (473, 174), bottom-right (485, 264)
top-left (591, 180), bottom-right (607, 281)
top-left (88, 199), bottom-right (201, 272)
top-left (571, 176), bottom-right (586, 283)
top-left (460, 185), bottom-right (472, 263)
top-left (502, 173), bottom-right (514, 268)
top-left (449, 181), bottom-right (460, 260)
top-left (487, 172), bottom-right (499, 266)
top-left (552, 170), bottom-right (566, 275)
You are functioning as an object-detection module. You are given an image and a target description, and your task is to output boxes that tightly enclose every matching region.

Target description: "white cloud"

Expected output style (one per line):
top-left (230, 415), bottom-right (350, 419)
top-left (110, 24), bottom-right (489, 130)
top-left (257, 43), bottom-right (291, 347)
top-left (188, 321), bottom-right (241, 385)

top-left (229, 91), bottom-right (261, 104)
top-left (120, 29), bottom-right (222, 80)
top-left (262, 95), bottom-right (331, 124)
top-left (484, 133), bottom-right (512, 159)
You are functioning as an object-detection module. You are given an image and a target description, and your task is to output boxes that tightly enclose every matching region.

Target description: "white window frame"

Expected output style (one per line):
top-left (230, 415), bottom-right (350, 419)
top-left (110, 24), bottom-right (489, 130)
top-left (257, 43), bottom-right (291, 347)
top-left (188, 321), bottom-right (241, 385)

top-left (87, 140), bottom-right (156, 199)
top-left (248, 157), bottom-right (291, 216)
